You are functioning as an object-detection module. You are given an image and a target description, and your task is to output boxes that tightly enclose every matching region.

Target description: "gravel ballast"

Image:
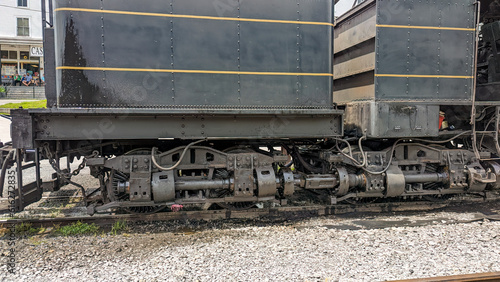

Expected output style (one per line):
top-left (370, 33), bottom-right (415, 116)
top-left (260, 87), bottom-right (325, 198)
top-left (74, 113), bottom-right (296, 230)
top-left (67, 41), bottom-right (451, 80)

top-left (1, 210), bottom-right (499, 281)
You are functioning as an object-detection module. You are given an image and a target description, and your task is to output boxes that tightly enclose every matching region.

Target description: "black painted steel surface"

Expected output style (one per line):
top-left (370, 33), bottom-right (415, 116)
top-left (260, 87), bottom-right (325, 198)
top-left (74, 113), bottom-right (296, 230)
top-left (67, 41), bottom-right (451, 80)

top-left (53, 0), bottom-right (334, 109)
top-left (374, 0), bottom-right (476, 102)
top-left (333, 0), bottom-right (479, 138)
top-left (334, 0), bottom-right (477, 103)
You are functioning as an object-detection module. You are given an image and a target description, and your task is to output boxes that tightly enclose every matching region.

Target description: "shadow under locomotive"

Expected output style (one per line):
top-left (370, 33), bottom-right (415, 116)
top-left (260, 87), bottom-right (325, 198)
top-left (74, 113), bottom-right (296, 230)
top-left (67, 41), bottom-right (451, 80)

top-left (2, 0), bottom-right (500, 215)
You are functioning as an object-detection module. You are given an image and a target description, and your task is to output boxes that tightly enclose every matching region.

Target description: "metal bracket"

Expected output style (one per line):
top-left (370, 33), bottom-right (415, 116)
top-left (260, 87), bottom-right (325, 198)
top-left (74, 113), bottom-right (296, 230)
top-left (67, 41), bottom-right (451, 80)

top-left (336, 167), bottom-right (350, 196)
top-left (385, 166), bottom-right (405, 197)
top-left (256, 167), bottom-right (277, 197)
top-left (282, 169), bottom-right (295, 196)
top-left (151, 171), bottom-right (175, 203)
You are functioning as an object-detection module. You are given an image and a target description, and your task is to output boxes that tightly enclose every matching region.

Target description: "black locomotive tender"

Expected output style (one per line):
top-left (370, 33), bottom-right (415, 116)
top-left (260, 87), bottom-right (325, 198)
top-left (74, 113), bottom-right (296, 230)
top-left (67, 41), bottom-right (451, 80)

top-left (2, 0), bottom-right (500, 214)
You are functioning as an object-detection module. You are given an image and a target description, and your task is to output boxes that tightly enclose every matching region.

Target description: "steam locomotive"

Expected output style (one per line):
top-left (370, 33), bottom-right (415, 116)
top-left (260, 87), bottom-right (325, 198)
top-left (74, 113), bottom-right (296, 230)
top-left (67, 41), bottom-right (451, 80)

top-left (1, 0), bottom-right (499, 214)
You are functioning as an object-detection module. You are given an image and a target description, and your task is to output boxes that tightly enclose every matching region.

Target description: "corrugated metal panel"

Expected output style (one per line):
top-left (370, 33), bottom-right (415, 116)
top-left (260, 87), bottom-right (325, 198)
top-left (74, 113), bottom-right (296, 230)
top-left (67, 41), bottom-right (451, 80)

top-left (334, 52), bottom-right (375, 79)
top-left (334, 85), bottom-right (375, 103)
top-left (333, 2), bottom-right (376, 102)
top-left (334, 15), bottom-right (376, 53)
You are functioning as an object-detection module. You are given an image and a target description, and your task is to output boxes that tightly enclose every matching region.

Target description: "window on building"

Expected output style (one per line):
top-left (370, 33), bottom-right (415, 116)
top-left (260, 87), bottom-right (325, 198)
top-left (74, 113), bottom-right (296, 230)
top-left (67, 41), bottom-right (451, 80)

top-left (20, 51), bottom-right (30, 60)
top-left (18, 0), bottom-right (28, 7)
top-left (0, 51), bottom-right (19, 60)
top-left (17, 18), bottom-right (29, 36)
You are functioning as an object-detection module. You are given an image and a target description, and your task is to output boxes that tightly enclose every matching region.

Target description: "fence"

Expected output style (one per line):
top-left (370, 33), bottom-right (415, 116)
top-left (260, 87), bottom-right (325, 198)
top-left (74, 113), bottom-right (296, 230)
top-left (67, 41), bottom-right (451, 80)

top-left (0, 86), bottom-right (46, 100)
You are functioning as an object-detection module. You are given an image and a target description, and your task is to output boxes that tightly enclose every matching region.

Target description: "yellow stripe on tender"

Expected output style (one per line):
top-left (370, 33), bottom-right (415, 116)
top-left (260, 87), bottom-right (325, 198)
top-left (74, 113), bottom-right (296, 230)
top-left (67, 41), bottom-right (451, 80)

top-left (57, 66), bottom-right (334, 77)
top-left (375, 74), bottom-right (473, 79)
top-left (376, 24), bottom-right (475, 31)
top-left (55, 7), bottom-right (334, 27)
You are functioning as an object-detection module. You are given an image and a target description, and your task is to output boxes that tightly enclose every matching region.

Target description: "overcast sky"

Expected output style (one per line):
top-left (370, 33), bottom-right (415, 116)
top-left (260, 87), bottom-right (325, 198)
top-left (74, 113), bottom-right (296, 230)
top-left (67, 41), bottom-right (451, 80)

top-left (335, 0), bottom-right (356, 17)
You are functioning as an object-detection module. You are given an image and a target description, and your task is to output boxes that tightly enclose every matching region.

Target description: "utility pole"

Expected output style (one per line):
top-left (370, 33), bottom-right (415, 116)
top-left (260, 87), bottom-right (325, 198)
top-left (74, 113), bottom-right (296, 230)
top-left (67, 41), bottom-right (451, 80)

top-left (0, 44), bottom-right (3, 86)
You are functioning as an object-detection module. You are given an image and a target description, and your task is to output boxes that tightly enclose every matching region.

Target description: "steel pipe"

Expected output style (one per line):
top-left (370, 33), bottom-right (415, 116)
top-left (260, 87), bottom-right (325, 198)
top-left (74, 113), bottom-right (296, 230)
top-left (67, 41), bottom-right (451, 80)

top-left (404, 173), bottom-right (448, 184)
top-left (175, 179), bottom-right (231, 190)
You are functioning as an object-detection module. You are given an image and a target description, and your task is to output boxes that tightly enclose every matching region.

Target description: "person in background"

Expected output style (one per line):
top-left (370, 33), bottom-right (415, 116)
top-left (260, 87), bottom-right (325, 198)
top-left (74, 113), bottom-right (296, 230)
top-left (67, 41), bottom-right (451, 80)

top-left (33, 72), bottom-right (39, 85)
top-left (13, 72), bottom-right (22, 86)
top-left (40, 75), bottom-right (45, 86)
top-left (23, 73), bottom-right (33, 86)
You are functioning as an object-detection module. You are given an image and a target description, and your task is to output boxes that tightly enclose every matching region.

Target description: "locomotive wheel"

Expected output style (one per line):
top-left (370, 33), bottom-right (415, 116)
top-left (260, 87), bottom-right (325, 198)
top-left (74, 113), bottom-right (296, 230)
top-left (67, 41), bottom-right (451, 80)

top-left (343, 197), bottom-right (379, 205)
top-left (217, 202), bottom-right (256, 210)
top-left (125, 205), bottom-right (167, 214)
top-left (423, 194), bottom-right (453, 203)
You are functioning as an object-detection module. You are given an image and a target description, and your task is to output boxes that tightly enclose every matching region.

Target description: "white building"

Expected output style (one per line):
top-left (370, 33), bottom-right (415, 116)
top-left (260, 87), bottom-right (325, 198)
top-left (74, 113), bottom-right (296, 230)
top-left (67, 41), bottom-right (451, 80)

top-left (0, 0), bottom-right (49, 83)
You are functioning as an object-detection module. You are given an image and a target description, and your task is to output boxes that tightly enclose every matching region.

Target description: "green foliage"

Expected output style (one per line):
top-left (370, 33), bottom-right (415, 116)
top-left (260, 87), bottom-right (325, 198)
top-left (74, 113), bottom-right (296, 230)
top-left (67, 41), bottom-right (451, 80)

top-left (54, 221), bottom-right (100, 236)
top-left (0, 87), bottom-right (5, 93)
top-left (28, 237), bottom-right (46, 245)
top-left (111, 219), bottom-right (128, 235)
top-left (0, 99), bottom-right (46, 109)
top-left (14, 222), bottom-right (44, 236)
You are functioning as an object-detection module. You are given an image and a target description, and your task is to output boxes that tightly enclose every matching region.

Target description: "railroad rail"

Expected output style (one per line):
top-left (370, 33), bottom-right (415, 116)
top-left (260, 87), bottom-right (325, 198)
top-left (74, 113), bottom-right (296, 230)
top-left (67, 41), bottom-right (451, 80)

top-left (1, 198), bottom-right (499, 229)
top-left (393, 271), bottom-right (500, 281)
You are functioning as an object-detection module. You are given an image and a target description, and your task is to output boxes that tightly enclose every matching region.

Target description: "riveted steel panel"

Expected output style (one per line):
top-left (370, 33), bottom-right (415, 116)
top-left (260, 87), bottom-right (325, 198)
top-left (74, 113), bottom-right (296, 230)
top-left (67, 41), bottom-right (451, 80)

top-left (334, 0), bottom-right (477, 137)
top-left (375, 76), bottom-right (473, 101)
top-left (374, 0), bottom-right (476, 101)
top-left (11, 109), bottom-right (34, 149)
top-left (44, 28), bottom-right (57, 108)
top-left (334, 0), bottom-right (477, 104)
top-left (53, 0), bottom-right (334, 110)
top-left (13, 109), bottom-right (343, 145)
top-left (376, 0), bottom-right (476, 29)
top-left (344, 101), bottom-right (439, 138)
